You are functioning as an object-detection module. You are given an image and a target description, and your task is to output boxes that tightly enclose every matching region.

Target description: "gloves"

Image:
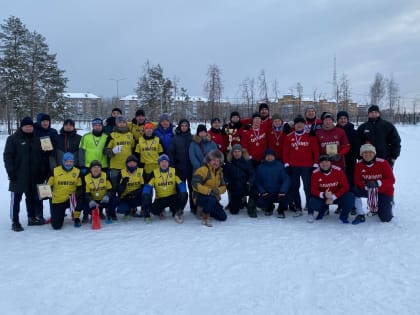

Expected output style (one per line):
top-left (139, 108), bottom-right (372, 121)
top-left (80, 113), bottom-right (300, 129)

top-left (112, 145), bottom-right (122, 154)
top-left (210, 187), bottom-right (221, 200)
top-left (330, 154), bottom-right (340, 162)
top-left (100, 195), bottom-right (110, 204)
top-left (89, 200), bottom-right (97, 209)
top-left (366, 181), bottom-right (379, 188)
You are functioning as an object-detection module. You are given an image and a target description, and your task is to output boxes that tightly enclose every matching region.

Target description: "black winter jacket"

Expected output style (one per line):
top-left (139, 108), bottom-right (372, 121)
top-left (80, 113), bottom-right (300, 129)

top-left (50, 128), bottom-right (82, 170)
top-left (223, 154), bottom-right (256, 194)
top-left (3, 129), bottom-right (45, 192)
top-left (168, 124), bottom-right (193, 181)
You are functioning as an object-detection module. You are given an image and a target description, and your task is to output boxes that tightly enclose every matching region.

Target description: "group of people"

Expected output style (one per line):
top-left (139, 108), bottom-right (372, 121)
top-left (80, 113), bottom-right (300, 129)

top-left (3, 102), bottom-right (401, 231)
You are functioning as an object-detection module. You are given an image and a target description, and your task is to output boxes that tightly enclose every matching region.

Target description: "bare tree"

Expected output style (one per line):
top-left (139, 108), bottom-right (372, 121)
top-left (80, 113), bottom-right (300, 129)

top-left (258, 69), bottom-right (268, 103)
top-left (338, 73), bottom-right (351, 112)
top-left (296, 82), bottom-right (303, 116)
top-left (386, 74), bottom-right (399, 121)
top-left (204, 64), bottom-right (223, 119)
top-left (370, 73), bottom-right (386, 106)
top-left (240, 77), bottom-right (255, 116)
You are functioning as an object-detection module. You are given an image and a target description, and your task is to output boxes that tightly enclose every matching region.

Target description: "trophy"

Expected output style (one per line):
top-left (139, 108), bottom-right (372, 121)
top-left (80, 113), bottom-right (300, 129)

top-left (226, 127), bottom-right (235, 151)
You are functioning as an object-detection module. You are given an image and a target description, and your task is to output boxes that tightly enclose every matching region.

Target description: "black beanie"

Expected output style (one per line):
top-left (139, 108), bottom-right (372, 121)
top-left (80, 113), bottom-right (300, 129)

top-left (20, 117), bottom-right (34, 127)
top-left (294, 115), bottom-right (305, 124)
top-left (40, 114), bottom-right (51, 122)
top-left (368, 105), bottom-right (380, 113)
top-left (211, 117), bottom-right (220, 124)
top-left (196, 124), bottom-right (207, 134)
top-left (252, 112), bottom-right (261, 119)
top-left (230, 111), bottom-right (240, 119)
top-left (336, 111), bottom-right (349, 120)
top-left (259, 103), bottom-right (269, 111)
top-left (63, 119), bottom-right (75, 127)
top-left (135, 109), bottom-right (145, 116)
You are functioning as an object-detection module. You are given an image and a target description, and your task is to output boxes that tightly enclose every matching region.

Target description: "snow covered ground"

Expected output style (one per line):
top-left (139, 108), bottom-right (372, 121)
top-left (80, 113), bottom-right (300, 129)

top-left (0, 124), bottom-right (419, 315)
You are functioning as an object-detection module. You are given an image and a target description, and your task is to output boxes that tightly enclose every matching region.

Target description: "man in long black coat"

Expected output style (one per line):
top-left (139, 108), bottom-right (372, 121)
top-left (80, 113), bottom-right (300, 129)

top-left (3, 117), bottom-right (45, 231)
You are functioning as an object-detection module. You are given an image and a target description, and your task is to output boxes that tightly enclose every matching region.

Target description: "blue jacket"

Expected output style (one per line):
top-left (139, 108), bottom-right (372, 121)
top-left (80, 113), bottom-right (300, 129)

top-left (189, 135), bottom-right (217, 172)
top-left (153, 124), bottom-right (175, 154)
top-left (256, 159), bottom-right (290, 194)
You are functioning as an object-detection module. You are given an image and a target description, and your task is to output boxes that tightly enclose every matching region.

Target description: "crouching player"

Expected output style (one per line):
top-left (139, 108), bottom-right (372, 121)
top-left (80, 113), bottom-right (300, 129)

top-left (74, 160), bottom-right (114, 227)
top-left (47, 152), bottom-right (83, 229)
top-left (308, 155), bottom-right (354, 224)
top-left (352, 144), bottom-right (395, 224)
top-left (114, 155), bottom-right (144, 219)
top-left (142, 154), bottom-right (188, 223)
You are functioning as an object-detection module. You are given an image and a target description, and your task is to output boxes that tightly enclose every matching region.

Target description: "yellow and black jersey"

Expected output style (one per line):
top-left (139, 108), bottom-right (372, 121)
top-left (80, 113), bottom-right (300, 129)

top-left (47, 166), bottom-right (82, 204)
top-left (118, 167), bottom-right (144, 198)
top-left (84, 172), bottom-right (112, 201)
top-left (106, 131), bottom-right (135, 170)
top-left (128, 121), bottom-right (157, 141)
top-left (135, 136), bottom-right (163, 174)
top-left (148, 167), bottom-right (182, 199)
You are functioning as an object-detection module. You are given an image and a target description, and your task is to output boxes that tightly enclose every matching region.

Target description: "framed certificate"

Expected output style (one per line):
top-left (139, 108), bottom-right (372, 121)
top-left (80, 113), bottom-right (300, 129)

top-left (326, 144), bottom-right (338, 155)
top-left (37, 184), bottom-right (52, 199)
top-left (40, 136), bottom-right (54, 151)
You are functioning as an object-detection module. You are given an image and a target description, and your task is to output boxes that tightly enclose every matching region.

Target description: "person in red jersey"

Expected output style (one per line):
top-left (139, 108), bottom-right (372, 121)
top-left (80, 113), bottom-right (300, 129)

top-left (267, 113), bottom-right (286, 160)
top-left (241, 112), bottom-right (268, 168)
top-left (303, 104), bottom-right (322, 135)
top-left (283, 115), bottom-right (320, 216)
top-left (352, 144), bottom-right (395, 224)
top-left (208, 117), bottom-right (228, 154)
top-left (223, 111), bottom-right (246, 151)
top-left (308, 155), bottom-right (354, 224)
top-left (315, 112), bottom-right (350, 169)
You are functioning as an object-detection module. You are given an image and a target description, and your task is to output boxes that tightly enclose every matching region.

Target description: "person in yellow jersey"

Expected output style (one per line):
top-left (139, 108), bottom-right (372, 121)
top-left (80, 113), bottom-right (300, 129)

top-left (47, 152), bottom-right (83, 230)
top-left (104, 116), bottom-right (135, 189)
top-left (192, 149), bottom-right (227, 227)
top-left (73, 160), bottom-right (114, 227)
top-left (135, 122), bottom-right (163, 178)
top-left (114, 155), bottom-right (145, 218)
top-left (127, 109), bottom-right (156, 142)
top-left (142, 154), bottom-right (188, 224)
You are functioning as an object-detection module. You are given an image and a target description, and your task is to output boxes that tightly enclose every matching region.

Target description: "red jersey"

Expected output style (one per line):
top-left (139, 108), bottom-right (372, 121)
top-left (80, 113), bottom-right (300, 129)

top-left (311, 165), bottom-right (349, 199)
top-left (283, 131), bottom-right (320, 167)
top-left (354, 158), bottom-right (395, 196)
top-left (208, 128), bottom-right (228, 153)
top-left (267, 126), bottom-right (285, 160)
top-left (241, 124), bottom-right (268, 161)
top-left (315, 127), bottom-right (350, 169)
top-left (223, 122), bottom-right (245, 149)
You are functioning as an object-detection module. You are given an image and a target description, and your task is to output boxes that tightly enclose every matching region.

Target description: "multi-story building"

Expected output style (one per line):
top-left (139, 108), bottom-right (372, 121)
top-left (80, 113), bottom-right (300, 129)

top-left (118, 95), bottom-right (139, 118)
top-left (62, 93), bottom-right (103, 121)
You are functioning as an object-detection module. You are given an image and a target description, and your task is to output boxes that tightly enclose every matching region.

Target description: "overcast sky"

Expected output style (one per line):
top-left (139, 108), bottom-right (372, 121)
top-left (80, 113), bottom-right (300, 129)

top-left (2, 0), bottom-right (420, 107)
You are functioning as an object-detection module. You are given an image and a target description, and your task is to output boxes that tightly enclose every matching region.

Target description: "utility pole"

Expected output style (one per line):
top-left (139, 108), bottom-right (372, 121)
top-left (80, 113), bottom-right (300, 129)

top-left (109, 77), bottom-right (127, 99)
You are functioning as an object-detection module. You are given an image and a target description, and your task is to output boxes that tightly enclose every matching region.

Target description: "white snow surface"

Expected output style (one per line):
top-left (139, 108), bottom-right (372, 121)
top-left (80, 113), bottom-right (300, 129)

top-left (0, 125), bottom-right (419, 315)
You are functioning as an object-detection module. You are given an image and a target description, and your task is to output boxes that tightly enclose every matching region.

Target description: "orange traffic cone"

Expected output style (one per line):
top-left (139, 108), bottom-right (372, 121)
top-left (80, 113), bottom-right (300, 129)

top-left (92, 207), bottom-right (101, 230)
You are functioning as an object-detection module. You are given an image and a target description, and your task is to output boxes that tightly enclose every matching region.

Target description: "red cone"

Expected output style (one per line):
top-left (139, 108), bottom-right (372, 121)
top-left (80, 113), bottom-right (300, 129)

top-left (91, 208), bottom-right (101, 230)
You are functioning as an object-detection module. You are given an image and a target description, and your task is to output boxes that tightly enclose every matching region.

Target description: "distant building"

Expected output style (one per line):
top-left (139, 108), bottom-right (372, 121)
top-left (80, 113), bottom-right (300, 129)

top-left (62, 93), bottom-right (103, 121)
top-left (118, 95), bottom-right (139, 118)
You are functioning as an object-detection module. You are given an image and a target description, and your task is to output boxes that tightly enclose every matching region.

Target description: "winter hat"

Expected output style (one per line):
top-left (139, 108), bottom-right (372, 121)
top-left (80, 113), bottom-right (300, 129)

top-left (321, 112), bottom-right (334, 121)
top-left (231, 144), bottom-right (242, 152)
top-left (178, 118), bottom-right (190, 127)
top-left (196, 124), bottom-right (207, 134)
top-left (211, 117), bottom-right (220, 124)
top-left (294, 115), bottom-right (306, 124)
top-left (337, 111), bottom-right (349, 120)
top-left (144, 122), bottom-right (154, 130)
top-left (259, 103), bottom-right (269, 112)
top-left (360, 143), bottom-right (376, 155)
top-left (252, 112), bottom-right (261, 119)
top-left (20, 117), bottom-right (34, 127)
top-left (230, 111), bottom-right (240, 119)
top-left (92, 118), bottom-right (103, 126)
top-left (304, 104), bottom-right (316, 114)
top-left (62, 152), bottom-right (74, 171)
top-left (125, 155), bottom-right (138, 164)
top-left (368, 105), bottom-right (380, 113)
top-left (158, 154), bottom-right (170, 164)
top-left (205, 149), bottom-right (224, 164)
top-left (271, 113), bottom-right (281, 121)
top-left (159, 113), bottom-right (171, 122)
top-left (115, 116), bottom-right (127, 124)
top-left (318, 154), bottom-right (330, 163)
top-left (135, 109), bottom-right (145, 116)
top-left (264, 148), bottom-right (276, 158)
top-left (63, 119), bottom-right (75, 127)
top-left (89, 160), bottom-right (102, 169)
top-left (112, 107), bottom-right (122, 115)
top-left (40, 113), bottom-right (51, 122)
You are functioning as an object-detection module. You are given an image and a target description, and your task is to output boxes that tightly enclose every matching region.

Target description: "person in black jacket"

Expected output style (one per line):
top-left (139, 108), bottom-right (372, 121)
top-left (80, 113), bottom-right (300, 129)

top-left (50, 119), bottom-right (82, 170)
top-left (357, 105), bottom-right (401, 168)
top-left (167, 119), bottom-right (195, 213)
top-left (3, 117), bottom-right (45, 231)
top-left (336, 111), bottom-right (360, 187)
top-left (223, 144), bottom-right (257, 217)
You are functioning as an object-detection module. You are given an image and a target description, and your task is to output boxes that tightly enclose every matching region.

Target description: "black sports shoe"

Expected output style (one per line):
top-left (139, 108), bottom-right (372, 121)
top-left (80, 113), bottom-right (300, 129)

top-left (81, 214), bottom-right (89, 224)
top-left (352, 215), bottom-right (366, 225)
top-left (28, 217), bottom-right (44, 226)
top-left (277, 210), bottom-right (286, 219)
top-left (12, 222), bottom-right (24, 232)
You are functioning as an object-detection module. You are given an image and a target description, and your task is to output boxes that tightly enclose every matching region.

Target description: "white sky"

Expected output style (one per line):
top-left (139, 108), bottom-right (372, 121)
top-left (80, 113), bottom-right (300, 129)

top-left (2, 0), bottom-right (420, 107)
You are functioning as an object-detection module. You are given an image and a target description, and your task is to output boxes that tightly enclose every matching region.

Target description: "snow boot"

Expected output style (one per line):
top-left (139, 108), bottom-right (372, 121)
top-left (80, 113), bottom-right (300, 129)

top-left (352, 214), bottom-right (366, 225)
top-left (74, 218), bottom-right (82, 228)
top-left (12, 222), bottom-right (24, 232)
top-left (174, 211), bottom-right (184, 224)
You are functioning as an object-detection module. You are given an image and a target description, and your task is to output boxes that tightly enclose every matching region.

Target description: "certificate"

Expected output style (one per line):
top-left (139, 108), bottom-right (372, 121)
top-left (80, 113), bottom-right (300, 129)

top-left (40, 136), bottom-right (54, 151)
top-left (326, 144), bottom-right (338, 155)
top-left (37, 184), bottom-right (52, 199)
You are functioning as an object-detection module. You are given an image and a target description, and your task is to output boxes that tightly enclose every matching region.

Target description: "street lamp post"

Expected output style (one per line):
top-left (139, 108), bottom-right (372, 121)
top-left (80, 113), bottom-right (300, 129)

top-left (109, 77), bottom-right (127, 99)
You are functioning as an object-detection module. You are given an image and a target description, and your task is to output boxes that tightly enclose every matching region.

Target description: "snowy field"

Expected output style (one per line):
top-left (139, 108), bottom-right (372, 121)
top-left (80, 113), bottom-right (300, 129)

top-left (0, 124), bottom-right (419, 315)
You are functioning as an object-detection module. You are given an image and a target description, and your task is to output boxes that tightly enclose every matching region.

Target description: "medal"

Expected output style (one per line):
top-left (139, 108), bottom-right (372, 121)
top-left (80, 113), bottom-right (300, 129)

top-left (95, 192), bottom-right (99, 197)
top-left (276, 142), bottom-right (279, 146)
top-left (256, 142), bottom-right (260, 147)
top-left (295, 146), bottom-right (299, 150)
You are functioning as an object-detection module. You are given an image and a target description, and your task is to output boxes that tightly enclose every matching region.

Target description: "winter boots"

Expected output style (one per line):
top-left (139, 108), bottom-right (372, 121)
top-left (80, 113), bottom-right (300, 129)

top-left (12, 222), bottom-right (24, 232)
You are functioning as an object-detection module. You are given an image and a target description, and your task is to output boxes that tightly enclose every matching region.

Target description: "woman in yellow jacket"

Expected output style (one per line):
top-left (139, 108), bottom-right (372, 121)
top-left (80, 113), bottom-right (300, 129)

top-left (47, 152), bottom-right (83, 230)
top-left (191, 149), bottom-right (227, 226)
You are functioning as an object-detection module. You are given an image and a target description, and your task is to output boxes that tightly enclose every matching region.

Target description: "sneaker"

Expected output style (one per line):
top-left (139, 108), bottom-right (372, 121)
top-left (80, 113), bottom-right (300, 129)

top-left (12, 222), bottom-right (24, 232)
top-left (293, 210), bottom-right (303, 217)
top-left (74, 218), bottom-right (82, 228)
top-left (28, 217), bottom-right (43, 226)
top-left (352, 215), bottom-right (366, 225)
top-left (144, 217), bottom-right (152, 224)
top-left (174, 211), bottom-right (184, 224)
top-left (105, 217), bottom-right (113, 224)
top-left (263, 209), bottom-right (273, 216)
top-left (81, 214), bottom-right (89, 224)
top-left (340, 218), bottom-right (350, 224)
top-left (277, 211), bottom-right (285, 219)
top-left (307, 214), bottom-right (315, 223)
